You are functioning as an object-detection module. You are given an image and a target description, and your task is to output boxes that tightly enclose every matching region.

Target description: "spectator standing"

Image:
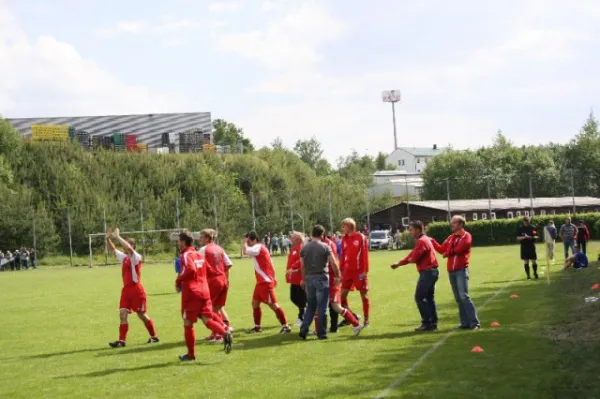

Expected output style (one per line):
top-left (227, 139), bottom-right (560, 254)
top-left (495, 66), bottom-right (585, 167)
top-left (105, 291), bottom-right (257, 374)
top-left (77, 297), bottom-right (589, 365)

top-left (575, 220), bottom-right (590, 255)
top-left (299, 225), bottom-right (340, 340)
top-left (7, 251), bottom-right (13, 271)
top-left (544, 221), bottom-right (557, 264)
top-left (517, 217), bottom-right (539, 280)
top-left (559, 218), bottom-right (578, 259)
top-left (286, 232), bottom-right (306, 327)
top-left (21, 248), bottom-right (29, 270)
top-left (391, 221), bottom-right (439, 332)
top-left (264, 233), bottom-right (271, 254)
top-left (272, 233), bottom-right (279, 255)
top-left (30, 248), bottom-right (36, 269)
top-left (431, 216), bottom-right (480, 330)
top-left (14, 250), bottom-right (21, 271)
top-left (279, 233), bottom-right (286, 256)
top-left (0, 251), bottom-right (4, 271)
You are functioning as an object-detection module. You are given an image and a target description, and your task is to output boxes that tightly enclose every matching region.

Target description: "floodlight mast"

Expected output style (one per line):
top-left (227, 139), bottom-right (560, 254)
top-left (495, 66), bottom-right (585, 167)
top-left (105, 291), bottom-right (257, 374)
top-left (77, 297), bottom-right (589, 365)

top-left (381, 90), bottom-right (401, 149)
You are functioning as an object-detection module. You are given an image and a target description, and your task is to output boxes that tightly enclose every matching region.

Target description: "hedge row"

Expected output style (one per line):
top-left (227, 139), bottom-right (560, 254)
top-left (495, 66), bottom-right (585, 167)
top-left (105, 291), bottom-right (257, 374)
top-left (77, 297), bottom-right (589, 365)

top-left (425, 213), bottom-right (600, 247)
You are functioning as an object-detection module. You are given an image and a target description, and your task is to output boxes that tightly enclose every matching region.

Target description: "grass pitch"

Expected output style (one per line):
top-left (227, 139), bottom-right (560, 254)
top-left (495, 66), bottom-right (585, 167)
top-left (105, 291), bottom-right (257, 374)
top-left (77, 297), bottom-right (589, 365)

top-left (1, 244), bottom-right (599, 398)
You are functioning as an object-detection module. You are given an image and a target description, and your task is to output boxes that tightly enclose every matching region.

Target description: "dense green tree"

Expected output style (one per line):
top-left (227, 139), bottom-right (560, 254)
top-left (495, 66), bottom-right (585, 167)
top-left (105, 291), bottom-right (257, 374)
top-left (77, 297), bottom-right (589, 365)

top-left (293, 137), bottom-right (324, 170)
top-left (213, 119), bottom-right (254, 152)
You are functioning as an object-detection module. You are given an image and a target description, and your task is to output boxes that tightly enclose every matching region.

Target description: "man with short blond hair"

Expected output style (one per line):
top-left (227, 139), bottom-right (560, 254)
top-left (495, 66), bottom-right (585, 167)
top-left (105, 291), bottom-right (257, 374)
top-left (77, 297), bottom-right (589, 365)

top-left (431, 216), bottom-right (480, 330)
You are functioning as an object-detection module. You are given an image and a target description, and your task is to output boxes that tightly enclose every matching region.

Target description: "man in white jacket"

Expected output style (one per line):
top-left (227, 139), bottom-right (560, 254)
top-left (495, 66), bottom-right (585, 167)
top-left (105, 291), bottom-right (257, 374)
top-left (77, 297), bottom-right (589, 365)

top-left (544, 220), bottom-right (557, 264)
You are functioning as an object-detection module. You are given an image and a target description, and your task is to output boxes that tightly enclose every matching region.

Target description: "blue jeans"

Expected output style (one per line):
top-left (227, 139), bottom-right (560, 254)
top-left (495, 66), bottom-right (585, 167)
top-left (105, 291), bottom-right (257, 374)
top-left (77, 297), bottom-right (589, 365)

top-left (415, 268), bottom-right (439, 327)
top-left (449, 268), bottom-right (480, 328)
top-left (300, 275), bottom-right (330, 338)
top-left (563, 239), bottom-right (574, 259)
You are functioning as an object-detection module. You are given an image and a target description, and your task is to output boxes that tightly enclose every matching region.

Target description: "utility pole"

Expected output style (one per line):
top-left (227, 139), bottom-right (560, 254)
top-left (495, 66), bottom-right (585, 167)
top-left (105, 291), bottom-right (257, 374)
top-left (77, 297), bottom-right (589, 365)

top-left (176, 197), bottom-right (180, 230)
top-left (570, 170), bottom-right (576, 214)
top-left (289, 191), bottom-right (294, 231)
top-left (405, 176), bottom-right (411, 222)
top-left (381, 90), bottom-right (401, 149)
top-left (528, 174), bottom-right (534, 215)
top-left (487, 177), bottom-right (494, 240)
top-left (366, 191), bottom-right (371, 233)
top-left (32, 207), bottom-right (37, 261)
top-left (328, 185), bottom-right (333, 233)
top-left (213, 193), bottom-right (219, 243)
top-left (446, 179), bottom-right (451, 222)
top-left (67, 206), bottom-right (73, 268)
top-left (103, 205), bottom-right (108, 266)
top-left (251, 191), bottom-right (256, 231)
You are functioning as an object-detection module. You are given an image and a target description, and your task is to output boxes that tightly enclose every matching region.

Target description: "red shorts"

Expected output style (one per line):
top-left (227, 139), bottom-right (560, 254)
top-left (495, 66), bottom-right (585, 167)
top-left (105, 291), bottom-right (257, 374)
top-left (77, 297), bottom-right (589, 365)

top-left (342, 273), bottom-right (369, 292)
top-left (253, 283), bottom-right (277, 304)
top-left (119, 284), bottom-right (147, 313)
top-left (182, 295), bottom-right (214, 323)
top-left (208, 276), bottom-right (229, 308)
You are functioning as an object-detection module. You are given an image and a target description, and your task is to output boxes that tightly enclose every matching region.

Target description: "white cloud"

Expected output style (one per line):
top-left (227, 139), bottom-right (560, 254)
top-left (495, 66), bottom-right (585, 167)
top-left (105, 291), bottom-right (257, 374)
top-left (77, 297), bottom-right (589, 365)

top-left (208, 1), bottom-right (240, 13)
top-left (94, 20), bottom-right (146, 38)
top-left (0, 6), bottom-right (200, 117)
top-left (155, 19), bottom-right (200, 34)
top-left (214, 1), bottom-right (348, 71)
top-left (95, 18), bottom-right (200, 39)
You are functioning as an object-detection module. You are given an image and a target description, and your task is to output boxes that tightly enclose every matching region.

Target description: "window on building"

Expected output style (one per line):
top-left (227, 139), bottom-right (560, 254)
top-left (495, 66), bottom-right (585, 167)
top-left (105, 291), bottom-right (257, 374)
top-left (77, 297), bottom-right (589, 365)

top-left (401, 217), bottom-right (409, 226)
top-left (507, 211), bottom-right (514, 219)
top-left (398, 159), bottom-right (405, 166)
top-left (540, 210), bottom-right (546, 216)
top-left (531, 210), bottom-right (535, 216)
top-left (491, 212), bottom-right (497, 220)
top-left (482, 213), bottom-right (488, 220)
top-left (472, 213), bottom-right (478, 221)
top-left (516, 211), bottom-right (522, 217)
top-left (524, 211), bottom-right (530, 217)
top-left (417, 158), bottom-right (421, 163)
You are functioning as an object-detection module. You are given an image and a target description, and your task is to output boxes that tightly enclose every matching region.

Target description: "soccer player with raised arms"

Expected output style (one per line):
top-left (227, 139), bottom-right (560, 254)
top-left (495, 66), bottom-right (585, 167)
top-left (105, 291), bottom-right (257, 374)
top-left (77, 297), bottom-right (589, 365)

top-left (106, 228), bottom-right (159, 348)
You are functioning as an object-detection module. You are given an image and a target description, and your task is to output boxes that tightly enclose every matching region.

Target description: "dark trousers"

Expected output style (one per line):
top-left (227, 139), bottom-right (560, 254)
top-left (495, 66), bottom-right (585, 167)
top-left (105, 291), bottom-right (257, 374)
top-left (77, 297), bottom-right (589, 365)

top-left (290, 284), bottom-right (306, 320)
top-left (577, 240), bottom-right (587, 255)
top-left (415, 268), bottom-right (439, 327)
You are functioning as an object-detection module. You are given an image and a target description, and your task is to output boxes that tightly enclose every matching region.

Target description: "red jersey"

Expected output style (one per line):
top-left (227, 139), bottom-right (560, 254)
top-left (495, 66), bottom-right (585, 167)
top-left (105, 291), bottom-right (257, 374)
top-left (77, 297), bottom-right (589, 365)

top-left (115, 250), bottom-right (143, 287)
top-left (176, 246), bottom-right (210, 301)
top-left (340, 232), bottom-right (369, 275)
top-left (399, 235), bottom-right (438, 272)
top-left (431, 230), bottom-right (472, 272)
top-left (286, 244), bottom-right (303, 285)
top-left (245, 244), bottom-right (276, 285)
top-left (199, 242), bottom-right (232, 279)
top-left (324, 238), bottom-right (339, 283)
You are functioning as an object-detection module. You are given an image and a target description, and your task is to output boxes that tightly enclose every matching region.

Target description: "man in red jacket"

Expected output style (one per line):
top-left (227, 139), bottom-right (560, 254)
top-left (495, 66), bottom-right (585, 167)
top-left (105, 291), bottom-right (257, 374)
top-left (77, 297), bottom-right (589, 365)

top-left (391, 221), bottom-right (439, 332)
top-left (340, 218), bottom-right (370, 327)
top-left (431, 216), bottom-right (480, 330)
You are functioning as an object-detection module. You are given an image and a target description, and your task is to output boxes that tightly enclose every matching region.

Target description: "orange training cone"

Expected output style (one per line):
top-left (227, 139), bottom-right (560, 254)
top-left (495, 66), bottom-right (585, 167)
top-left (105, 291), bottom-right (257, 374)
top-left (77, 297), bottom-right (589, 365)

top-left (592, 283), bottom-right (599, 290)
top-left (491, 321), bottom-right (500, 327)
top-left (510, 294), bottom-right (519, 299)
top-left (471, 346), bottom-right (484, 353)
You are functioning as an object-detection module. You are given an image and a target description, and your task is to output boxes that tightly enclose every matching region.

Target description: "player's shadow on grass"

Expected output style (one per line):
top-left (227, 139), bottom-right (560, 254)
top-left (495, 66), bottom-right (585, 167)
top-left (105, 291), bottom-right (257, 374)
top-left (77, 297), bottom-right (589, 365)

top-left (55, 362), bottom-right (187, 379)
top-left (2, 347), bottom-right (113, 361)
top-left (96, 341), bottom-right (182, 357)
top-left (148, 292), bottom-right (178, 296)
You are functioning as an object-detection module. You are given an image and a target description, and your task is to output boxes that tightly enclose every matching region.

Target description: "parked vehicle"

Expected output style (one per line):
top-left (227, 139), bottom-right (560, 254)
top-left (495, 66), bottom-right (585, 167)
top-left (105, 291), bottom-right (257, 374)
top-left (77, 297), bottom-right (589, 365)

top-left (369, 230), bottom-right (393, 250)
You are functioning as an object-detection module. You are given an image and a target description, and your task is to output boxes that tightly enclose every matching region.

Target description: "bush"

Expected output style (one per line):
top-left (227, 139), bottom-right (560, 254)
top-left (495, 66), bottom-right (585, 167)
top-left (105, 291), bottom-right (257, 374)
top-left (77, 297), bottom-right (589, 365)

top-left (426, 213), bottom-right (600, 247)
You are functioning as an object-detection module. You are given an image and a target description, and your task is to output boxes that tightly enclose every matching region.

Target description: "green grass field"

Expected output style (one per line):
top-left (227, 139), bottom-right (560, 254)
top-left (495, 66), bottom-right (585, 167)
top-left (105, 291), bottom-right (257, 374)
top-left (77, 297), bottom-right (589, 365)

top-left (1, 244), bottom-right (599, 399)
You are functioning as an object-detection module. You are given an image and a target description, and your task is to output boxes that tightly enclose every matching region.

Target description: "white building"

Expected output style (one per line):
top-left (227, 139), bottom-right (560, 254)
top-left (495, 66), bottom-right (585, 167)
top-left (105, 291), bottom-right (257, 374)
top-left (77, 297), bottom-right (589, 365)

top-left (385, 145), bottom-right (447, 174)
top-left (369, 170), bottom-right (424, 199)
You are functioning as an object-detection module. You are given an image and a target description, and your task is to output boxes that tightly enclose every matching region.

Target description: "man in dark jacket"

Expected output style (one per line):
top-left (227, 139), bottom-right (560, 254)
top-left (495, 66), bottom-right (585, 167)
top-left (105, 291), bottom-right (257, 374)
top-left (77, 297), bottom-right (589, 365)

top-left (431, 216), bottom-right (480, 330)
top-left (517, 217), bottom-right (538, 280)
top-left (576, 220), bottom-right (590, 255)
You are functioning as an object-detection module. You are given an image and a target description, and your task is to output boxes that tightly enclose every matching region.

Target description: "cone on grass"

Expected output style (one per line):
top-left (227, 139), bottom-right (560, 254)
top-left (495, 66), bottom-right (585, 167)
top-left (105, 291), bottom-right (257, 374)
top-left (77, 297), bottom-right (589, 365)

top-left (592, 283), bottom-right (599, 290)
top-left (491, 321), bottom-right (500, 327)
top-left (471, 346), bottom-right (484, 353)
top-left (510, 294), bottom-right (519, 299)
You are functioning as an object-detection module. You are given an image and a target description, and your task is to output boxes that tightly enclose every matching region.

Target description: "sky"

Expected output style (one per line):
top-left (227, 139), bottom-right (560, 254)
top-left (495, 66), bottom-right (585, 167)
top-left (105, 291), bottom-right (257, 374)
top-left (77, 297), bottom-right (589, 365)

top-left (1, 0), bottom-right (599, 163)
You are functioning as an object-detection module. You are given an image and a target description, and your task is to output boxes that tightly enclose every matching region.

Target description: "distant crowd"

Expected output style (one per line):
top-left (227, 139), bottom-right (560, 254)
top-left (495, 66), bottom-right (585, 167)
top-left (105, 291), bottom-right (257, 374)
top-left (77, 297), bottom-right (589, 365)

top-left (261, 231), bottom-right (344, 257)
top-left (0, 248), bottom-right (36, 271)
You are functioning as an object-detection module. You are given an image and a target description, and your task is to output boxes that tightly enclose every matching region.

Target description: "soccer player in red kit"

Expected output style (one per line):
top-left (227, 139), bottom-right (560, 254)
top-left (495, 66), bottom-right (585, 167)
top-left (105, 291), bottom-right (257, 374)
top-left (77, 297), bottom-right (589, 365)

top-left (106, 228), bottom-right (159, 348)
top-left (176, 231), bottom-right (232, 361)
top-left (198, 229), bottom-right (234, 343)
top-left (339, 218), bottom-right (371, 327)
top-left (243, 231), bottom-right (292, 334)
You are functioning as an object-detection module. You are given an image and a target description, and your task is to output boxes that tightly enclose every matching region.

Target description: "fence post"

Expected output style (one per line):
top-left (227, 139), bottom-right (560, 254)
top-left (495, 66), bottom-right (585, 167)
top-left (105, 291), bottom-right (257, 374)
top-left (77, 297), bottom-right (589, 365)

top-left (446, 179), bottom-right (451, 221)
top-left (67, 206), bottom-right (73, 267)
top-left (88, 235), bottom-right (93, 268)
top-left (103, 205), bottom-right (108, 266)
top-left (32, 207), bottom-right (37, 260)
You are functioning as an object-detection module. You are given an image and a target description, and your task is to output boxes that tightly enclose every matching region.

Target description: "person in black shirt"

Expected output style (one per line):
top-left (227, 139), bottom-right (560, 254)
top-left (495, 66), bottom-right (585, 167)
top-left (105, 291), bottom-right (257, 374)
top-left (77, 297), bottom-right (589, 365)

top-left (517, 217), bottom-right (539, 280)
top-left (575, 220), bottom-right (590, 255)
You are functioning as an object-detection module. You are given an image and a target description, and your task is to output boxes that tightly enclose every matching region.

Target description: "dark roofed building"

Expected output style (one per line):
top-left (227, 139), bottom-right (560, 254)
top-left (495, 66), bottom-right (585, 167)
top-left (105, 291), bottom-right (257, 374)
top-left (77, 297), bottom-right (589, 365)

top-left (368, 197), bottom-right (600, 232)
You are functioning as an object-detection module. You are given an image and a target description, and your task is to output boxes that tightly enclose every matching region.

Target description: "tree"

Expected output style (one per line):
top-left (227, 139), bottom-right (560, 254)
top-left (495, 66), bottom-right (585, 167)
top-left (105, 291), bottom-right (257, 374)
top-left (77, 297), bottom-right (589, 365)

top-left (293, 137), bottom-right (324, 170)
top-left (271, 137), bottom-right (285, 150)
top-left (213, 119), bottom-right (254, 152)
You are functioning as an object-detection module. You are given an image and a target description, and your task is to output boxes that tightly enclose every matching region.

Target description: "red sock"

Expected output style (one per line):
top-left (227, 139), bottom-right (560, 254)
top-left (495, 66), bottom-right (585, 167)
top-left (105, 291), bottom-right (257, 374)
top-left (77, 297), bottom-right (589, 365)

top-left (119, 324), bottom-right (128, 341)
top-left (341, 309), bottom-right (360, 327)
top-left (253, 307), bottom-right (262, 326)
top-left (341, 297), bottom-right (349, 309)
top-left (184, 325), bottom-right (195, 358)
top-left (362, 296), bottom-right (370, 319)
top-left (274, 307), bottom-right (288, 325)
top-left (212, 312), bottom-right (223, 325)
top-left (144, 320), bottom-right (157, 337)
top-left (206, 319), bottom-right (227, 336)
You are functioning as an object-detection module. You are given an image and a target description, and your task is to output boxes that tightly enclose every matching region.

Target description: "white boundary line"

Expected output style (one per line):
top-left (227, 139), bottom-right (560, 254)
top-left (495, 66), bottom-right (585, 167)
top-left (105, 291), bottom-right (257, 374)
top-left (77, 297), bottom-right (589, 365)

top-left (373, 276), bottom-right (519, 399)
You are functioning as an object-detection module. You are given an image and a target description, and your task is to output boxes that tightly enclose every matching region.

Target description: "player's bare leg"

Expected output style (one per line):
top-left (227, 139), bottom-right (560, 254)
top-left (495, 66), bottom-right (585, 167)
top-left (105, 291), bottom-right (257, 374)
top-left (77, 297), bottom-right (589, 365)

top-left (136, 311), bottom-right (159, 344)
top-left (267, 302), bottom-right (291, 333)
top-left (331, 302), bottom-right (363, 336)
top-left (360, 290), bottom-right (370, 327)
top-left (109, 309), bottom-right (130, 348)
top-left (201, 315), bottom-right (232, 354)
